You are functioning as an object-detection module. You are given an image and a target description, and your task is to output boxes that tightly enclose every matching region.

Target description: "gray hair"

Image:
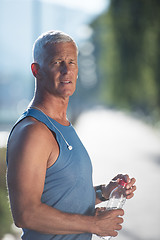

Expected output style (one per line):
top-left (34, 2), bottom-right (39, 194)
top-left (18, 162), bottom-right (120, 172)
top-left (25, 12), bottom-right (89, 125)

top-left (32, 30), bottom-right (78, 64)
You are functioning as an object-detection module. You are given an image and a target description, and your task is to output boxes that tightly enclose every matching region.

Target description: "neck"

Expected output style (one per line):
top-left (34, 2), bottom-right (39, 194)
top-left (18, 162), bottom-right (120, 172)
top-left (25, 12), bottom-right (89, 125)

top-left (30, 91), bottom-right (70, 125)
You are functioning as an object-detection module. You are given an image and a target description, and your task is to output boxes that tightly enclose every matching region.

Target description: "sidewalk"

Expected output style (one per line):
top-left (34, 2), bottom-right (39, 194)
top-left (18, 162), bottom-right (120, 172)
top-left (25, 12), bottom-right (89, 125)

top-left (75, 108), bottom-right (160, 240)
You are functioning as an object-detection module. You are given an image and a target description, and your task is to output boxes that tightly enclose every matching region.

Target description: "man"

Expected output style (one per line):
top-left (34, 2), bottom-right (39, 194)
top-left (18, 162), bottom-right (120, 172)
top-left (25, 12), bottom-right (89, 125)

top-left (7, 30), bottom-right (136, 240)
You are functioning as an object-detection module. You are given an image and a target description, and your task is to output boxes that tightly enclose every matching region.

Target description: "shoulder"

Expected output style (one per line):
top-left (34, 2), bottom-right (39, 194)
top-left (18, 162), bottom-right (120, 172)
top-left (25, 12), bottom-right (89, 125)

top-left (8, 117), bottom-right (57, 160)
top-left (7, 116), bottom-right (60, 169)
top-left (10, 116), bottom-right (54, 143)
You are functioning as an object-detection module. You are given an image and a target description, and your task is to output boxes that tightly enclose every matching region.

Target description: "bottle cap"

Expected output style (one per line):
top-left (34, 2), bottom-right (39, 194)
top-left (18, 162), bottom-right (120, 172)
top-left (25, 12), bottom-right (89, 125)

top-left (119, 179), bottom-right (127, 187)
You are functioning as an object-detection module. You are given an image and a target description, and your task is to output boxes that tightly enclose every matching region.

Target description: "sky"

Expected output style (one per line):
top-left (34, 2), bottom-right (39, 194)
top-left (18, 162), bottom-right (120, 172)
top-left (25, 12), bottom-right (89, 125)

top-left (41, 0), bottom-right (109, 14)
top-left (0, 0), bottom-right (110, 126)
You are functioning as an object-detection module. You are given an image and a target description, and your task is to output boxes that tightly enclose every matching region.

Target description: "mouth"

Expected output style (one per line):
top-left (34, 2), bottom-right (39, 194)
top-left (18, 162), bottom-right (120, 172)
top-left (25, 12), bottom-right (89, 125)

top-left (60, 80), bottom-right (72, 84)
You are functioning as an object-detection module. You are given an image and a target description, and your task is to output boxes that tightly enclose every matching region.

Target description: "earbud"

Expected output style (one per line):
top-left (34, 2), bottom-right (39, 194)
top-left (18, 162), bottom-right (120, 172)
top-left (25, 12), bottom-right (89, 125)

top-left (68, 145), bottom-right (73, 150)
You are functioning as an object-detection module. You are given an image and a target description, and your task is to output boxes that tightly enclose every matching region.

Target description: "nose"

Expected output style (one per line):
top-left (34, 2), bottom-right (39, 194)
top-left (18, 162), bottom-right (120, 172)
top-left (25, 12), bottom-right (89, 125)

top-left (60, 62), bottom-right (68, 74)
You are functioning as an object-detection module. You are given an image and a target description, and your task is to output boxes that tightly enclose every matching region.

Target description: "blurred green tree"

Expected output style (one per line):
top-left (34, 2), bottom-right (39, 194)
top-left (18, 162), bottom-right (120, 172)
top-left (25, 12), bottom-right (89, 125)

top-left (91, 0), bottom-right (160, 120)
top-left (0, 147), bottom-right (13, 238)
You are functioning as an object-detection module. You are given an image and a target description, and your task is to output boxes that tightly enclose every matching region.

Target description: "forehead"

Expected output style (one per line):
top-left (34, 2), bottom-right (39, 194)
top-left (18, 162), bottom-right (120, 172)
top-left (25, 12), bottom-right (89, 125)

top-left (43, 42), bottom-right (78, 60)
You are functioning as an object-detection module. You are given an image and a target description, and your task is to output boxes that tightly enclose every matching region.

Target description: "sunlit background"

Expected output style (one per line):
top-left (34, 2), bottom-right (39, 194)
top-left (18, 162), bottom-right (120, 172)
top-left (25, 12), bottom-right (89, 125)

top-left (0, 0), bottom-right (160, 239)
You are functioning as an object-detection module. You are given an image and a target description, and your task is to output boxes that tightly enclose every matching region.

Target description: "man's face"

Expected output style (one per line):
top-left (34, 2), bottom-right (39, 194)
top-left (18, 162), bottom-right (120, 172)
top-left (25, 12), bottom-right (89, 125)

top-left (40, 41), bottom-right (78, 99)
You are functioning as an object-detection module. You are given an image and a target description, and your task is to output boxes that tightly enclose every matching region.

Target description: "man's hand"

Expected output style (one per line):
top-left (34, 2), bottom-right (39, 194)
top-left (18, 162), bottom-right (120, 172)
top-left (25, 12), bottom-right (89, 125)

top-left (102, 174), bottom-right (136, 200)
top-left (112, 174), bottom-right (136, 199)
top-left (94, 208), bottom-right (124, 237)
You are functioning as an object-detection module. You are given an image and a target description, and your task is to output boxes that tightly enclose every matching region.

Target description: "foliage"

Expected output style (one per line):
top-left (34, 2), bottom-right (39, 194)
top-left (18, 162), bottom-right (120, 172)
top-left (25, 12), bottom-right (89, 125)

top-left (91, 0), bottom-right (160, 121)
top-left (0, 147), bottom-right (13, 238)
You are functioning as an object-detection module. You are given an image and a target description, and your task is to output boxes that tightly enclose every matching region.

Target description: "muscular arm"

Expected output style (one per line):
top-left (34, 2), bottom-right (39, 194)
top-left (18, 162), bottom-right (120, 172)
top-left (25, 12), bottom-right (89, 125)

top-left (7, 118), bottom-right (123, 237)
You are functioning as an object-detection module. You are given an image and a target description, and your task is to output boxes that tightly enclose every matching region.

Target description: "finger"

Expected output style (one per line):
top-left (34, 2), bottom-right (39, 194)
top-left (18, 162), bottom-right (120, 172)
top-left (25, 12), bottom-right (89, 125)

top-left (101, 207), bottom-right (106, 211)
top-left (126, 192), bottom-right (134, 199)
top-left (126, 185), bottom-right (136, 194)
top-left (98, 207), bottom-right (106, 213)
top-left (126, 185), bottom-right (136, 197)
top-left (126, 184), bottom-right (136, 193)
top-left (112, 174), bottom-right (129, 183)
top-left (111, 230), bottom-right (118, 237)
top-left (95, 208), bottom-right (99, 216)
top-left (116, 224), bottom-right (122, 231)
top-left (123, 174), bottom-right (129, 183)
top-left (96, 207), bottom-right (106, 211)
top-left (112, 174), bottom-right (124, 181)
top-left (126, 177), bottom-right (136, 189)
top-left (126, 185), bottom-right (136, 199)
top-left (118, 209), bottom-right (124, 216)
top-left (95, 207), bottom-right (106, 215)
top-left (112, 209), bottom-right (124, 216)
top-left (117, 217), bottom-right (124, 224)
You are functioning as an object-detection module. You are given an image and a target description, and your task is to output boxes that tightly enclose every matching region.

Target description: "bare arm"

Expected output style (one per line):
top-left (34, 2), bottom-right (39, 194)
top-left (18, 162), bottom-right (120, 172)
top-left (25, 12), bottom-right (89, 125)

top-left (7, 118), bottom-right (124, 237)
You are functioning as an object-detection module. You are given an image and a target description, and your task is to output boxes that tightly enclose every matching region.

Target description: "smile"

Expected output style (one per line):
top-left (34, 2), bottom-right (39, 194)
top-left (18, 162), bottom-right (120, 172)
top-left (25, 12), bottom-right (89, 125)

top-left (60, 80), bottom-right (71, 84)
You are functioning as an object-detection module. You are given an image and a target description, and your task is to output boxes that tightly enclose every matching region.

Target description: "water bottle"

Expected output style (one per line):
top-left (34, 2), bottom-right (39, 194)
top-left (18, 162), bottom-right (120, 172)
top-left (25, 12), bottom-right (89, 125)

top-left (102, 180), bottom-right (127, 240)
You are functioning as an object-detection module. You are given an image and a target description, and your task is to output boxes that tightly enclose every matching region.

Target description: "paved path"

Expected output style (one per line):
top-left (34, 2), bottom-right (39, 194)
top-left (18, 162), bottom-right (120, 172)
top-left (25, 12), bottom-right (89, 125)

top-left (75, 108), bottom-right (160, 240)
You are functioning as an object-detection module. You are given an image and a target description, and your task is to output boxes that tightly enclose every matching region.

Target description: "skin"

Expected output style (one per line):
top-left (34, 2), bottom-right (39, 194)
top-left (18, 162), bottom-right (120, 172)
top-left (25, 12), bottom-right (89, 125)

top-left (95, 174), bottom-right (136, 205)
top-left (7, 41), bottom-right (136, 237)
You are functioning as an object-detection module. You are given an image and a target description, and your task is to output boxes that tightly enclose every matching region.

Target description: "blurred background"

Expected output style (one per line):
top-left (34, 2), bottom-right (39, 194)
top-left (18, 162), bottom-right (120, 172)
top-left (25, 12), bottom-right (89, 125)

top-left (0, 0), bottom-right (160, 239)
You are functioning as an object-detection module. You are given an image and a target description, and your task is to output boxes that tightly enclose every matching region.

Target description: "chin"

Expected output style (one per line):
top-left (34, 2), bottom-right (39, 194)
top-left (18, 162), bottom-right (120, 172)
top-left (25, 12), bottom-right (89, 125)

top-left (61, 88), bottom-right (76, 98)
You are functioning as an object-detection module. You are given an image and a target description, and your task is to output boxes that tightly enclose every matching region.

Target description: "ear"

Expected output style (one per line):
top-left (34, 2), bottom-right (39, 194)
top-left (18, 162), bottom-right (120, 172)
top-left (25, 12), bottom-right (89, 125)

top-left (31, 63), bottom-right (40, 78)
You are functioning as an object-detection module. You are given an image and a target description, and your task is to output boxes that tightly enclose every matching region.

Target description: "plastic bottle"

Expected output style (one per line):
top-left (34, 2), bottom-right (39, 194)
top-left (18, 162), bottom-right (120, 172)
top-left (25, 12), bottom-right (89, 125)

top-left (102, 180), bottom-right (127, 240)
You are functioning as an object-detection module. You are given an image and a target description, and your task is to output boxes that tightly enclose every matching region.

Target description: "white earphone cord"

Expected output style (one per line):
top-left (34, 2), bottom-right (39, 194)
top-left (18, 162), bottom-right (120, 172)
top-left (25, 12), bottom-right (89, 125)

top-left (30, 107), bottom-right (73, 151)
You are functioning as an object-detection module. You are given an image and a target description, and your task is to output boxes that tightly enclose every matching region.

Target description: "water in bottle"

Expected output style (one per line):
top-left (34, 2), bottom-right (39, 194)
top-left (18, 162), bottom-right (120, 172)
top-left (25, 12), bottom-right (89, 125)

top-left (102, 180), bottom-right (127, 240)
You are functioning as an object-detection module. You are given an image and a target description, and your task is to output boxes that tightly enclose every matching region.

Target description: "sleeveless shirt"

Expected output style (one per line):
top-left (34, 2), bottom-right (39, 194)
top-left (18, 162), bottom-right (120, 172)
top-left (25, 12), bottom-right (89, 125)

top-left (8, 108), bottom-right (96, 240)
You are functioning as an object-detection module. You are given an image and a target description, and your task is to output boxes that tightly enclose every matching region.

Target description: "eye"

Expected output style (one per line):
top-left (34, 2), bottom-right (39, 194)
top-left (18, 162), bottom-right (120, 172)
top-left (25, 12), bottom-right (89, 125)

top-left (50, 59), bottom-right (61, 65)
top-left (69, 60), bottom-right (75, 64)
top-left (54, 61), bottom-right (60, 65)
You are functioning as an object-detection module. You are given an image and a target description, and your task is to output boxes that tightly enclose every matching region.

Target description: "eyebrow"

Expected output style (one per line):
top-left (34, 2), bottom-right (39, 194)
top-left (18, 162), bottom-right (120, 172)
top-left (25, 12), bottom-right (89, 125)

top-left (51, 57), bottom-right (76, 62)
top-left (51, 57), bottom-right (62, 61)
top-left (49, 58), bottom-right (62, 63)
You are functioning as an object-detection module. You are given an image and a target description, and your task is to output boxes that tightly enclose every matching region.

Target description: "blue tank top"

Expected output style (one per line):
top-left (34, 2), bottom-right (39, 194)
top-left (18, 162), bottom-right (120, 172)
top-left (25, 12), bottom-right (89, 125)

top-left (10, 108), bottom-right (96, 240)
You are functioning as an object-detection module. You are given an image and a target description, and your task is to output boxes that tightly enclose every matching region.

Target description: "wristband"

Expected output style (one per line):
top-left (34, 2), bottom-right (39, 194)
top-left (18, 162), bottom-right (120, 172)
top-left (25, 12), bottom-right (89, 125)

top-left (95, 185), bottom-right (107, 201)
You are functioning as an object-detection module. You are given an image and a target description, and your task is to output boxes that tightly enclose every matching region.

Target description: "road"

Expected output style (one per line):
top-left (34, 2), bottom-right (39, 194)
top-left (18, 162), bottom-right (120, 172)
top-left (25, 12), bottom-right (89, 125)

top-left (75, 107), bottom-right (160, 240)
